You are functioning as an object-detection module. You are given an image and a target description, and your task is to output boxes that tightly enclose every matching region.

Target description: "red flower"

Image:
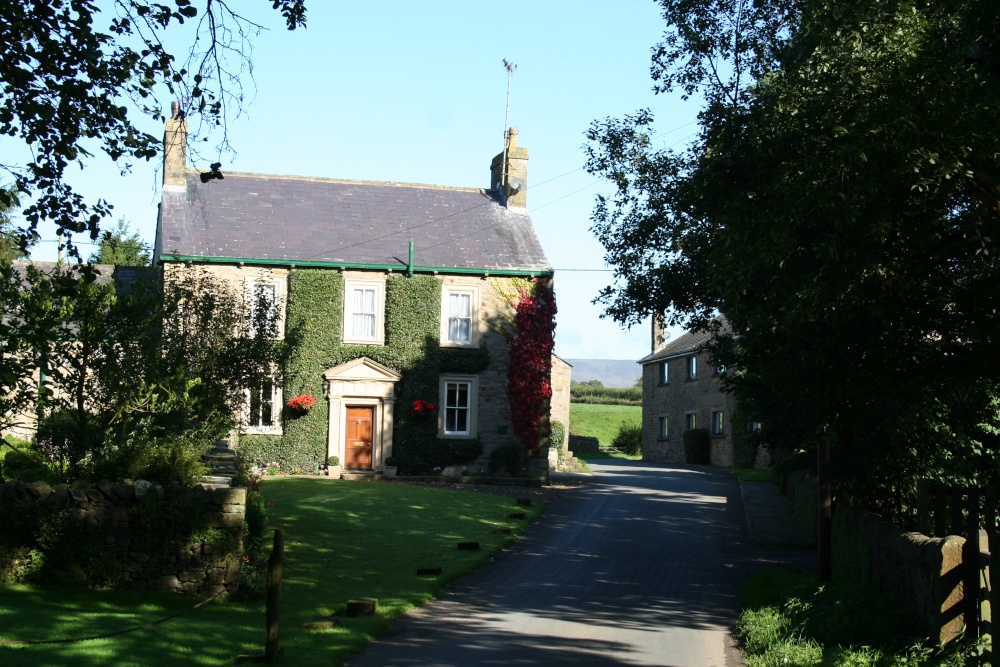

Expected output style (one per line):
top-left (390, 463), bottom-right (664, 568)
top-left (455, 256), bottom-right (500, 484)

top-left (288, 394), bottom-right (316, 411)
top-left (412, 399), bottom-right (437, 416)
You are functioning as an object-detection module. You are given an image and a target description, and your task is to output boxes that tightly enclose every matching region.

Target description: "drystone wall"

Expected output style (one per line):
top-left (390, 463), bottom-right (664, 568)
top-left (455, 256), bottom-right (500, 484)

top-left (0, 479), bottom-right (245, 596)
top-left (834, 505), bottom-right (968, 643)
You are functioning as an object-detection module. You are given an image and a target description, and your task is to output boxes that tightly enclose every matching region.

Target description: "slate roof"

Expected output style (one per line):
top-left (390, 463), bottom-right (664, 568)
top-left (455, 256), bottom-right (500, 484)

top-left (638, 329), bottom-right (712, 365)
top-left (638, 317), bottom-right (732, 365)
top-left (156, 172), bottom-right (551, 273)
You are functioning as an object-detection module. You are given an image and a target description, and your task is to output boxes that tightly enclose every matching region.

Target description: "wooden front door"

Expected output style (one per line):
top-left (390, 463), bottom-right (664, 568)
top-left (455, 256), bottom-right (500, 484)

top-left (345, 406), bottom-right (374, 469)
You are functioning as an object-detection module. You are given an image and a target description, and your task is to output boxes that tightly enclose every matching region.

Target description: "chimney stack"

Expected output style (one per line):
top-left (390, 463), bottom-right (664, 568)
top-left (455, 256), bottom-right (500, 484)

top-left (490, 127), bottom-right (529, 209)
top-left (163, 103), bottom-right (188, 189)
top-left (651, 313), bottom-right (667, 352)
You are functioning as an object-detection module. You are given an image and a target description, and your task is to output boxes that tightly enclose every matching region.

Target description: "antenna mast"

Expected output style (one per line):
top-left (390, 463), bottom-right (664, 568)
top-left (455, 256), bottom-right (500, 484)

top-left (501, 59), bottom-right (516, 192)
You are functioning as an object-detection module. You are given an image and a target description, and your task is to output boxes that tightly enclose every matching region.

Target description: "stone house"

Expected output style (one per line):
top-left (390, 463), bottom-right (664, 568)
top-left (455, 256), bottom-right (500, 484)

top-left (638, 323), bottom-right (736, 467)
top-left (154, 116), bottom-right (560, 476)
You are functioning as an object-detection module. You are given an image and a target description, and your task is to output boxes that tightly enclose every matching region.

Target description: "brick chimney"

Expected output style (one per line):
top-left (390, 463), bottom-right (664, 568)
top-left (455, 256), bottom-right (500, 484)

top-left (163, 102), bottom-right (187, 189)
top-left (490, 127), bottom-right (528, 209)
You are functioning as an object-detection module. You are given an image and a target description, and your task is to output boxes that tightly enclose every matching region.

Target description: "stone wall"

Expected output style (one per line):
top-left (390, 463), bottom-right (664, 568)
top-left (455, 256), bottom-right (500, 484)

top-left (548, 355), bottom-right (572, 469)
top-left (834, 505), bottom-right (970, 643)
top-left (0, 480), bottom-right (245, 596)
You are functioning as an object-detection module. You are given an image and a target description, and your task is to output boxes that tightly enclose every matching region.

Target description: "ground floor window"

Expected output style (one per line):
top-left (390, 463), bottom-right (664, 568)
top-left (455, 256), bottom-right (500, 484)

top-left (658, 415), bottom-right (669, 439)
top-left (711, 410), bottom-right (725, 436)
top-left (246, 379), bottom-right (281, 432)
top-left (440, 375), bottom-right (478, 437)
top-left (685, 412), bottom-right (697, 430)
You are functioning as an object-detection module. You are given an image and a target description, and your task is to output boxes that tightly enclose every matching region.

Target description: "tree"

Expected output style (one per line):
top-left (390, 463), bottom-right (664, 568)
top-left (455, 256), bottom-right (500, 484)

top-left (0, 185), bottom-right (29, 262)
top-left (89, 218), bottom-right (151, 266)
top-left (19, 264), bottom-right (286, 484)
top-left (0, 1), bottom-right (307, 259)
top-left (586, 0), bottom-right (1000, 577)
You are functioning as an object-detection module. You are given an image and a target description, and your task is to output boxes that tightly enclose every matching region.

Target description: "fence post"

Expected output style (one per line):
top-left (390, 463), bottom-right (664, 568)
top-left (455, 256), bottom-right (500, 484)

top-left (265, 529), bottom-right (284, 663)
top-left (917, 480), bottom-right (928, 535)
top-left (966, 490), bottom-right (981, 640)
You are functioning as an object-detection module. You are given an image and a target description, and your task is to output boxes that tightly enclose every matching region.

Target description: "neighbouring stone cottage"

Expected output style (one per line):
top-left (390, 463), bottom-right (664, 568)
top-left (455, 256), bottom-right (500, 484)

top-left (638, 322), bottom-right (737, 467)
top-left (154, 115), bottom-right (561, 478)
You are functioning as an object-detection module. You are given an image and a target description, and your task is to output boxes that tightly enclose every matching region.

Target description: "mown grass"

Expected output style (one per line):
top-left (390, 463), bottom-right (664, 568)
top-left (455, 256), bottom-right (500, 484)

top-left (728, 468), bottom-right (777, 484)
top-left (0, 478), bottom-right (544, 666)
top-left (737, 569), bottom-right (979, 667)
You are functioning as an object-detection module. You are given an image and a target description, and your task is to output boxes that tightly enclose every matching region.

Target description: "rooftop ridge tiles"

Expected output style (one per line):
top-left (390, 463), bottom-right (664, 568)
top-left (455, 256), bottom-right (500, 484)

top-left (182, 168), bottom-right (489, 194)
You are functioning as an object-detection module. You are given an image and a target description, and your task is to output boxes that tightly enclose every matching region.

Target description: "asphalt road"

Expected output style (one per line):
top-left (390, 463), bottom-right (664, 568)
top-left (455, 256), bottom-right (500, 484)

top-left (344, 459), bottom-right (810, 667)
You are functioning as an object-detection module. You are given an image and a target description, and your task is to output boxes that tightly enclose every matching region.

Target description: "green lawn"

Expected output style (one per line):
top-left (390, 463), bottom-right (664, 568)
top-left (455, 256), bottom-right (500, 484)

top-left (569, 402), bottom-right (641, 449)
top-left (0, 478), bottom-right (544, 666)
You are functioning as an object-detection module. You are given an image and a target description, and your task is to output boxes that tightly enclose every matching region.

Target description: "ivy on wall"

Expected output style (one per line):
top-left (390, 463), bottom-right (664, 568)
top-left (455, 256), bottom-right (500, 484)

top-left (238, 269), bottom-right (490, 474)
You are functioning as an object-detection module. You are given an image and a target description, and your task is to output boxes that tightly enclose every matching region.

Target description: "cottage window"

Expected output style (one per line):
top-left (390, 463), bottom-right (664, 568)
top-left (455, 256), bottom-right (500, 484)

top-left (440, 375), bottom-right (478, 437)
top-left (658, 415), bottom-right (669, 439)
top-left (685, 412), bottom-right (698, 430)
top-left (441, 284), bottom-right (481, 348)
top-left (687, 356), bottom-right (697, 380)
top-left (658, 361), bottom-right (669, 384)
top-left (711, 410), bottom-right (725, 436)
top-left (246, 379), bottom-right (281, 433)
top-left (248, 282), bottom-right (277, 337)
top-left (343, 279), bottom-right (385, 345)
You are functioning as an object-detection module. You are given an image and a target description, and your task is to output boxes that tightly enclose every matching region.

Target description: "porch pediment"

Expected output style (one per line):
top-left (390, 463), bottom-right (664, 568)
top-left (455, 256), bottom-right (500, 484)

top-left (322, 357), bottom-right (402, 383)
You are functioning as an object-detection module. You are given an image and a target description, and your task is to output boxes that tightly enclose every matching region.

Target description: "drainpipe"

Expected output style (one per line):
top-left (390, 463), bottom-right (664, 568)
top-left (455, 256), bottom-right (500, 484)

top-left (407, 241), bottom-right (414, 277)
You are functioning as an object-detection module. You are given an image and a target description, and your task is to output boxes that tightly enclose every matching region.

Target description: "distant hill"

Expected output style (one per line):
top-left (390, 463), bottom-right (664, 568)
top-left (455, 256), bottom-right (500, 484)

top-left (565, 358), bottom-right (642, 388)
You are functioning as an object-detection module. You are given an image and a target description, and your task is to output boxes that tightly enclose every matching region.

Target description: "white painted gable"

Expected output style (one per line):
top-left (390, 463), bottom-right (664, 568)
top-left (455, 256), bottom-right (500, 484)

top-left (323, 357), bottom-right (402, 383)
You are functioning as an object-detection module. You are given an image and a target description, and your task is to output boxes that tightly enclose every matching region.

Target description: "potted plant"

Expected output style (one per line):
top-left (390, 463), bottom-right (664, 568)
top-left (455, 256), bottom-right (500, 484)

top-left (326, 455), bottom-right (342, 479)
top-left (288, 393), bottom-right (316, 415)
top-left (383, 456), bottom-right (398, 478)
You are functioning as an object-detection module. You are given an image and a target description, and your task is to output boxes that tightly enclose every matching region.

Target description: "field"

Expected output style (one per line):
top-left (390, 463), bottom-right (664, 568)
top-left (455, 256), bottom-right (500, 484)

top-left (569, 403), bottom-right (641, 448)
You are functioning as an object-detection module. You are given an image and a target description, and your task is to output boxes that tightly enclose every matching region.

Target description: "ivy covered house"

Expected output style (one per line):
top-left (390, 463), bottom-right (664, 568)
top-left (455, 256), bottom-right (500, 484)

top-left (153, 116), bottom-right (557, 477)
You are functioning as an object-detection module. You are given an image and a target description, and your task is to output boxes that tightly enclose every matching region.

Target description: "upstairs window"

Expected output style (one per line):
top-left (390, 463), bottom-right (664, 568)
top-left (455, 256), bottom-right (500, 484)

top-left (687, 356), bottom-right (698, 380)
top-left (343, 279), bottom-right (385, 345)
top-left (441, 284), bottom-right (481, 348)
top-left (658, 361), bottom-right (669, 384)
top-left (447, 291), bottom-right (472, 343)
top-left (248, 282), bottom-right (277, 337)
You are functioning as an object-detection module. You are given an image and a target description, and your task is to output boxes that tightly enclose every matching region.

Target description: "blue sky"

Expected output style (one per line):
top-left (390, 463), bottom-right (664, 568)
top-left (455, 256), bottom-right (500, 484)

top-left (26, 0), bottom-right (697, 361)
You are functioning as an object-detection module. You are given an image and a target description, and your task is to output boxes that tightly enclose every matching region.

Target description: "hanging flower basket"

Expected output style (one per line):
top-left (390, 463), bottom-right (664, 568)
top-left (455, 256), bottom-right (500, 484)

top-left (411, 399), bottom-right (437, 417)
top-left (288, 394), bottom-right (316, 414)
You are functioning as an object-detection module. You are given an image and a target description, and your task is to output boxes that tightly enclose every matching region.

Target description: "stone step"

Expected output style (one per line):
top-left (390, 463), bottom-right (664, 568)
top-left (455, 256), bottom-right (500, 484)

top-left (199, 475), bottom-right (234, 487)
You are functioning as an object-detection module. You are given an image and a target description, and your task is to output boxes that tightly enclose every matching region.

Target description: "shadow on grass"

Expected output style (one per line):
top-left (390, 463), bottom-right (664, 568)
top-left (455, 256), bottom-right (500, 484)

top-left (0, 478), bottom-right (537, 667)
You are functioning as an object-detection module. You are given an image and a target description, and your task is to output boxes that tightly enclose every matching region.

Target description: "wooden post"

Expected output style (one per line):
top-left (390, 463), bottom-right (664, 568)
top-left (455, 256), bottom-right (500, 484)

top-left (965, 490), bottom-right (981, 640)
top-left (817, 431), bottom-right (832, 582)
top-left (265, 529), bottom-right (284, 663)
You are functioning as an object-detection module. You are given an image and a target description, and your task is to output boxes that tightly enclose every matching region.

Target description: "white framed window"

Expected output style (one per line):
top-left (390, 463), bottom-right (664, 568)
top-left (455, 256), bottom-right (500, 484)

top-left (439, 375), bottom-right (478, 438)
top-left (343, 279), bottom-right (385, 345)
top-left (748, 420), bottom-right (762, 433)
top-left (711, 410), bottom-right (725, 436)
top-left (714, 364), bottom-right (726, 376)
top-left (687, 356), bottom-right (698, 380)
top-left (658, 415), bottom-right (669, 439)
top-left (659, 361), bottom-right (669, 384)
top-left (685, 412), bottom-right (698, 430)
top-left (441, 284), bottom-right (481, 348)
top-left (245, 378), bottom-right (281, 433)
top-left (247, 281), bottom-right (277, 337)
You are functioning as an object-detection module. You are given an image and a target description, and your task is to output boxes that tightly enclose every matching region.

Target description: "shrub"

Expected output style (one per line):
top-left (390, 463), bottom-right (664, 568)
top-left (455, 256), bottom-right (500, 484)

top-left (612, 421), bottom-right (642, 456)
top-left (326, 455), bottom-right (340, 467)
top-left (683, 428), bottom-right (711, 464)
top-left (488, 441), bottom-right (526, 476)
top-left (549, 420), bottom-right (566, 449)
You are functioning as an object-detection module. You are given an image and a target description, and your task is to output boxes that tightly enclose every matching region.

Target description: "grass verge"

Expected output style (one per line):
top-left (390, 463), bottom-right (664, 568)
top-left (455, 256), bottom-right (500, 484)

top-left (0, 477), bottom-right (545, 666)
top-left (737, 569), bottom-right (981, 667)
top-left (728, 468), bottom-right (777, 484)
